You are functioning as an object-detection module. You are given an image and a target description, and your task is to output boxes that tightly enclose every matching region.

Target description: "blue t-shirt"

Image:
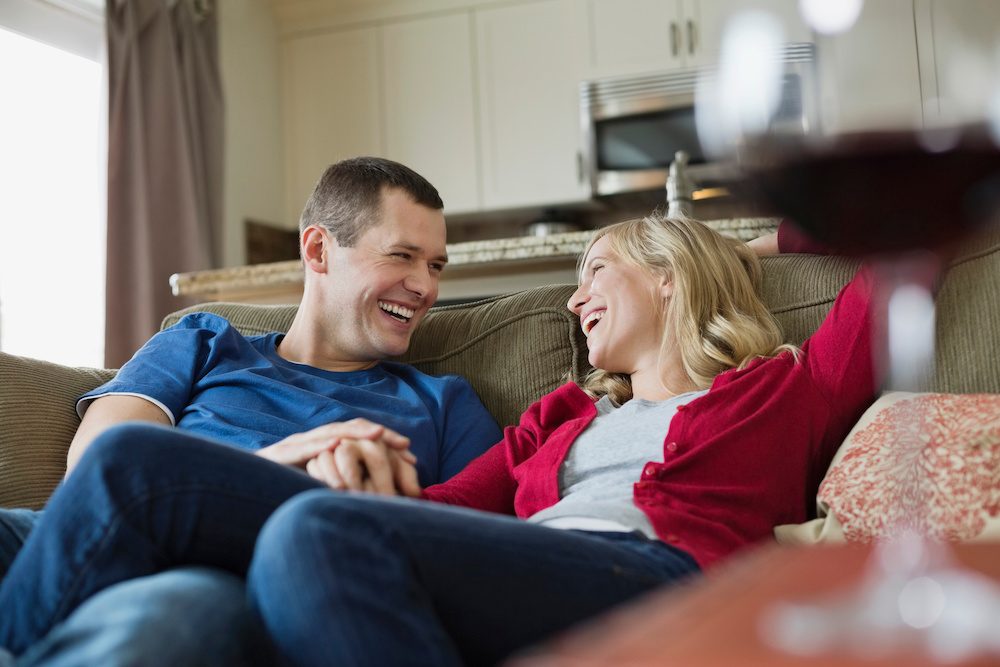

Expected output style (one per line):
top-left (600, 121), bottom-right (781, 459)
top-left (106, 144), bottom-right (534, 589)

top-left (77, 313), bottom-right (502, 486)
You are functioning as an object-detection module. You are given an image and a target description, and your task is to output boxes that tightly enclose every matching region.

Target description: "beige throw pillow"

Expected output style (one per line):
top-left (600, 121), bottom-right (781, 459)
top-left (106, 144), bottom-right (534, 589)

top-left (775, 391), bottom-right (1000, 545)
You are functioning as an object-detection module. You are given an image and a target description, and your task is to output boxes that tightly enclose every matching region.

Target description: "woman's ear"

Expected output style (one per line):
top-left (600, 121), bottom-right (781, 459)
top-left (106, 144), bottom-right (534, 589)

top-left (659, 276), bottom-right (674, 299)
top-left (301, 225), bottom-right (332, 274)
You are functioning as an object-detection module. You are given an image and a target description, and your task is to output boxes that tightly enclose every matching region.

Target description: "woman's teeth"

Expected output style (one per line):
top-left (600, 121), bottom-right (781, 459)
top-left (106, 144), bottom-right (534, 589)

top-left (582, 310), bottom-right (604, 336)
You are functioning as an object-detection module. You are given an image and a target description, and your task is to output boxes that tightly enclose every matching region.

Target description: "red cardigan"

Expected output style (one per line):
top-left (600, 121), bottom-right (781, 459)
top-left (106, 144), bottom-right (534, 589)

top-left (424, 237), bottom-right (882, 570)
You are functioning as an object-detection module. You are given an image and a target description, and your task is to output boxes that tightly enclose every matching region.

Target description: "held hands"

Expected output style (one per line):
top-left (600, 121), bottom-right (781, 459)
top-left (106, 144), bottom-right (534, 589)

top-left (255, 418), bottom-right (422, 497)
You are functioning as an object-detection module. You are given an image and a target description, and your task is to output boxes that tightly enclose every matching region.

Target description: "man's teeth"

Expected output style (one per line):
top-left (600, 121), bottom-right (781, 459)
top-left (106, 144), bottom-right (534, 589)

top-left (379, 301), bottom-right (415, 321)
top-left (582, 311), bottom-right (604, 336)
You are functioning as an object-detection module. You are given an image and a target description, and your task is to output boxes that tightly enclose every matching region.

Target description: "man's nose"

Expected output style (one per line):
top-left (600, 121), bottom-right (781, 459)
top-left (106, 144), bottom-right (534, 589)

top-left (404, 265), bottom-right (434, 298)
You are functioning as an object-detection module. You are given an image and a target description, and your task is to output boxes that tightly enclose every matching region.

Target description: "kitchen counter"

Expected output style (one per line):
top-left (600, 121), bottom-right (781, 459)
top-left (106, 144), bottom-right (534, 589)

top-left (170, 217), bottom-right (779, 304)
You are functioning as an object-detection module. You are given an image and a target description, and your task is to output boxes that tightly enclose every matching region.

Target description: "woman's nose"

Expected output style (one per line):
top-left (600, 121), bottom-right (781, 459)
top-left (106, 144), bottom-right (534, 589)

top-left (568, 284), bottom-right (587, 314)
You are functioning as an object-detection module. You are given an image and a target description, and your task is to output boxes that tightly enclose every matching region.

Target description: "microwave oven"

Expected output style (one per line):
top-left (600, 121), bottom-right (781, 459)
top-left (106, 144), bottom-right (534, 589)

top-left (580, 43), bottom-right (818, 198)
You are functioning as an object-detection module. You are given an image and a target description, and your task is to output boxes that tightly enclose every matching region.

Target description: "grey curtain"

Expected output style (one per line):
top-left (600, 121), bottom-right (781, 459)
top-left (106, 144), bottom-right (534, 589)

top-left (104, 0), bottom-right (223, 367)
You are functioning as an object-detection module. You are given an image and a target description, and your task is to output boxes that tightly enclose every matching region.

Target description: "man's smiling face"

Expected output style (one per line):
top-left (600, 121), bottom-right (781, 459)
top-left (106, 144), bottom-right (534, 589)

top-left (318, 187), bottom-right (448, 364)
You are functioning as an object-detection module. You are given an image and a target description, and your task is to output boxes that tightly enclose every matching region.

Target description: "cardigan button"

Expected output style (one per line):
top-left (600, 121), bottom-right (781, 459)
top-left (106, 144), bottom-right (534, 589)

top-left (643, 463), bottom-right (657, 477)
top-left (666, 442), bottom-right (678, 452)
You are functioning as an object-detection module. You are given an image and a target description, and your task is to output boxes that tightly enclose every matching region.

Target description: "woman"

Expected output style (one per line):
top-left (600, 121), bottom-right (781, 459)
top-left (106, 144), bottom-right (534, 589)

top-left (0, 215), bottom-right (887, 666)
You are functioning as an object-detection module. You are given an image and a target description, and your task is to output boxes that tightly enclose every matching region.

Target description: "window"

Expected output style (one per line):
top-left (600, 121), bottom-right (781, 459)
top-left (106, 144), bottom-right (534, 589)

top-left (0, 13), bottom-right (105, 367)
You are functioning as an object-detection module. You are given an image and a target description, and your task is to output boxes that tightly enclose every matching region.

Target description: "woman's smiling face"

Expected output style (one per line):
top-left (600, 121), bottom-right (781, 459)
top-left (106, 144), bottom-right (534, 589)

top-left (568, 235), bottom-right (671, 375)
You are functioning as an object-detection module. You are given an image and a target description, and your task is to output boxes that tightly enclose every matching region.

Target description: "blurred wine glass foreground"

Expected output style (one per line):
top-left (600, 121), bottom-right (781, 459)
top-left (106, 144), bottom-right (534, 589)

top-left (695, 3), bottom-right (1000, 662)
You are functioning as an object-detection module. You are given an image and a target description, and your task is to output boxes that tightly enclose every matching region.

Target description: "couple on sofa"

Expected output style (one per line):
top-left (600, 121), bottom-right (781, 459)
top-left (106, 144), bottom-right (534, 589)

top-left (0, 156), bottom-right (902, 666)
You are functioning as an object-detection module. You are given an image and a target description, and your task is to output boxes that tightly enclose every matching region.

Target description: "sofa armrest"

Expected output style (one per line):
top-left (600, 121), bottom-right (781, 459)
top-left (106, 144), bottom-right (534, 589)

top-left (0, 352), bottom-right (115, 510)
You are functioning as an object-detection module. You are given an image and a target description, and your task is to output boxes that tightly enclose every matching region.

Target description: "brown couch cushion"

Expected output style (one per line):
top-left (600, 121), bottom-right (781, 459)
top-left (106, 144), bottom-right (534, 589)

top-left (0, 353), bottom-right (115, 510)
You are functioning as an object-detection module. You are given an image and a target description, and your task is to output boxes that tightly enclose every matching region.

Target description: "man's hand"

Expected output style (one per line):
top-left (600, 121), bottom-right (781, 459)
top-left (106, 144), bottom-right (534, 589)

top-left (255, 418), bottom-right (421, 496)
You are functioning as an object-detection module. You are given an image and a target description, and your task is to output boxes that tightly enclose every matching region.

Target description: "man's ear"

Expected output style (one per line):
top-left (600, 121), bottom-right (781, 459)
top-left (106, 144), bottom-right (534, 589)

top-left (301, 225), bottom-right (334, 274)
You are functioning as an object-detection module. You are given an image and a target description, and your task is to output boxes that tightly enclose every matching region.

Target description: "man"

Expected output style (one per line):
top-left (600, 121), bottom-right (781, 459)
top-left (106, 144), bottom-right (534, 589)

top-left (0, 157), bottom-right (502, 666)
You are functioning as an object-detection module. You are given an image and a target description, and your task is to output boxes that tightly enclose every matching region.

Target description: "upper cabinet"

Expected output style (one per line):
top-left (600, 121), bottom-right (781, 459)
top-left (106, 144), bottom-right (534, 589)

top-left (382, 14), bottom-right (480, 214)
top-left (476, 0), bottom-right (589, 209)
top-left (916, 0), bottom-right (1000, 126)
top-left (585, 0), bottom-right (810, 77)
top-left (282, 27), bottom-right (382, 225)
top-left (813, 0), bottom-right (922, 135)
top-left (281, 0), bottom-right (591, 218)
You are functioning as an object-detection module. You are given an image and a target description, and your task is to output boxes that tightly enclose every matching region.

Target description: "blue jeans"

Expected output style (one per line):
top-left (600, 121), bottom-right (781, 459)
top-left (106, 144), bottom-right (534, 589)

top-left (0, 423), bottom-right (328, 656)
top-left (0, 422), bottom-right (700, 665)
top-left (0, 475), bottom-right (277, 665)
top-left (248, 491), bottom-right (701, 667)
top-left (14, 568), bottom-right (275, 667)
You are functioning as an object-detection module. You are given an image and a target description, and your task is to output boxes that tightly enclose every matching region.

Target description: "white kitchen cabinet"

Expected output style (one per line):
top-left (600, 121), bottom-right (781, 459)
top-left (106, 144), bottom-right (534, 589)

top-left (916, 0), bottom-right (1000, 126)
top-left (814, 0), bottom-right (922, 135)
top-left (692, 0), bottom-right (811, 66)
top-left (382, 14), bottom-right (480, 214)
top-left (475, 0), bottom-right (590, 210)
top-left (586, 0), bottom-right (809, 77)
top-left (281, 27), bottom-right (383, 226)
top-left (587, 0), bottom-right (687, 75)
top-left (283, 15), bottom-right (479, 220)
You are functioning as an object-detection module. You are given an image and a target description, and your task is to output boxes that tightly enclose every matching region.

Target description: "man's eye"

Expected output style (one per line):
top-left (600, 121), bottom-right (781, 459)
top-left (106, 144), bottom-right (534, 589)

top-left (429, 263), bottom-right (445, 273)
top-left (393, 253), bottom-right (411, 260)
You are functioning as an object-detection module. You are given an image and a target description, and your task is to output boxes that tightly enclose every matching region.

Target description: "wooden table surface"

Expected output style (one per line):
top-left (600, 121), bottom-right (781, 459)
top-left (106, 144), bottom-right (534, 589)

top-left (507, 542), bottom-right (1000, 667)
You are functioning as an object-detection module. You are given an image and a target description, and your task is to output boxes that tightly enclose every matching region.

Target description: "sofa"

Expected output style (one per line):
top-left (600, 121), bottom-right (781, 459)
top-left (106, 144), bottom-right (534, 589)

top-left (1, 225), bottom-right (999, 550)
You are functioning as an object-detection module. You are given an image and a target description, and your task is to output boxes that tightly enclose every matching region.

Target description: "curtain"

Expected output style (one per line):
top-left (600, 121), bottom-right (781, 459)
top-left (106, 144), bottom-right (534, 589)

top-left (104, 0), bottom-right (223, 368)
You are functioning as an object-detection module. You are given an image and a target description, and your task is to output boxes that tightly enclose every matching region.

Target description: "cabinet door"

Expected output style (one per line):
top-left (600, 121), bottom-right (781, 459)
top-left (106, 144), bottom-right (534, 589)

top-left (692, 0), bottom-right (812, 67)
top-left (922, 0), bottom-right (1000, 125)
top-left (282, 28), bottom-right (382, 225)
top-left (476, 0), bottom-right (589, 210)
top-left (382, 14), bottom-right (480, 214)
top-left (814, 0), bottom-right (922, 134)
top-left (587, 0), bottom-right (685, 76)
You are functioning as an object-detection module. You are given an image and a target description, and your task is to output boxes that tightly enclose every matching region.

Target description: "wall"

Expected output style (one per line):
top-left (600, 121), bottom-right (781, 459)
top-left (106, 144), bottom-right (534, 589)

top-left (218, 0), bottom-right (286, 267)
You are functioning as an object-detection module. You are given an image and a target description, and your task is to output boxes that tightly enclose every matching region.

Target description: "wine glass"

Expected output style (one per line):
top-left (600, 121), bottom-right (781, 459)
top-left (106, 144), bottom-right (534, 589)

top-left (694, 5), bottom-right (1000, 662)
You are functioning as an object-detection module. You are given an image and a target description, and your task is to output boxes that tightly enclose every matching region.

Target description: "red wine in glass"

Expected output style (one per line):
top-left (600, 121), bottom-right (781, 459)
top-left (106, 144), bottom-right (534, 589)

top-left (739, 128), bottom-right (1000, 254)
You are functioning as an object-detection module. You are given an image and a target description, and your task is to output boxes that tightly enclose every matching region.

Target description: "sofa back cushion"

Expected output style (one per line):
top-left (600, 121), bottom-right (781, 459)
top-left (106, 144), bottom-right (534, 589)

top-left (0, 354), bottom-right (115, 510)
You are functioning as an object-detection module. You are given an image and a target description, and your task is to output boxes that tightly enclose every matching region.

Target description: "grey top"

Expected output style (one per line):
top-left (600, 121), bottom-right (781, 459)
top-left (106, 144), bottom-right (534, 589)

top-left (527, 389), bottom-right (709, 539)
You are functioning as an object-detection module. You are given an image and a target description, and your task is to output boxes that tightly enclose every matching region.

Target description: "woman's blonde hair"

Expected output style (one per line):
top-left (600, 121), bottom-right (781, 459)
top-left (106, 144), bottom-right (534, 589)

top-left (579, 213), bottom-right (798, 403)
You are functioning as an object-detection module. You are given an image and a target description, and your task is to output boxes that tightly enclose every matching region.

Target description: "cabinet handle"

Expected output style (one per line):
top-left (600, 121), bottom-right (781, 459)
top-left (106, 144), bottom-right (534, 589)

top-left (577, 151), bottom-right (584, 184)
top-left (670, 22), bottom-right (679, 57)
top-left (687, 20), bottom-right (697, 55)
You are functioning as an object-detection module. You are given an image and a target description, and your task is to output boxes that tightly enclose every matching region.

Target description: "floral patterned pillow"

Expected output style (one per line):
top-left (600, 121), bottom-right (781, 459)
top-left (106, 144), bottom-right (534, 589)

top-left (775, 392), bottom-right (1000, 545)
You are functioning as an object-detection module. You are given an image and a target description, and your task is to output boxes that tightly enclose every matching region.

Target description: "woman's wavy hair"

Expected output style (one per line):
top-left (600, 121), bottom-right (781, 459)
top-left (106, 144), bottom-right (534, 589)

top-left (578, 213), bottom-right (798, 403)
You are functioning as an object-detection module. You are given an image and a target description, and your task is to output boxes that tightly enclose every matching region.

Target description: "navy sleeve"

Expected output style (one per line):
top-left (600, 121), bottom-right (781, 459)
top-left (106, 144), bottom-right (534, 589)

top-left (435, 377), bottom-right (503, 483)
top-left (76, 314), bottom-right (222, 424)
